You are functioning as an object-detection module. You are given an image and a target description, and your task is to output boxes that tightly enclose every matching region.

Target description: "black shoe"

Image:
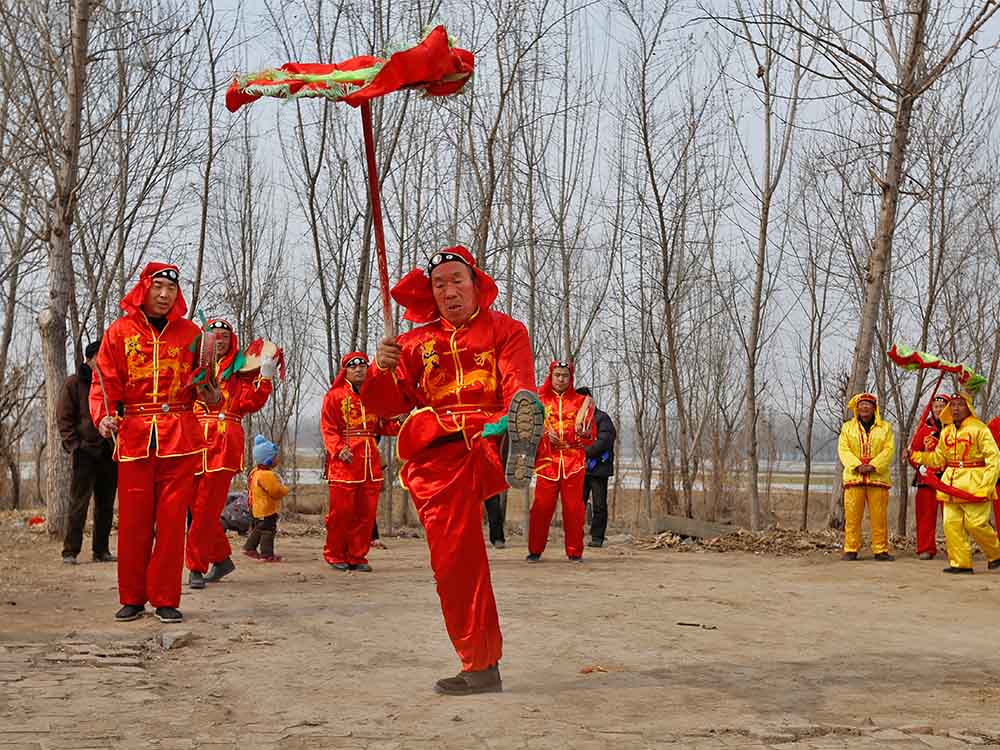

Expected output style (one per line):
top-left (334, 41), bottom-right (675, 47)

top-left (989, 558), bottom-right (1000, 570)
top-left (114, 604), bottom-right (145, 622)
top-left (330, 562), bottom-right (350, 571)
top-left (505, 390), bottom-right (545, 489)
top-left (943, 566), bottom-right (974, 574)
top-left (525, 554), bottom-right (541, 563)
top-left (92, 552), bottom-right (117, 563)
top-left (434, 665), bottom-right (502, 696)
top-left (873, 552), bottom-right (894, 561)
top-left (62, 555), bottom-right (78, 565)
top-left (205, 557), bottom-right (236, 582)
top-left (841, 551), bottom-right (858, 561)
top-left (492, 540), bottom-right (506, 549)
top-left (155, 607), bottom-right (183, 623)
top-left (568, 556), bottom-right (584, 563)
top-left (587, 539), bottom-right (604, 548)
top-left (188, 571), bottom-right (206, 589)
top-left (352, 563), bottom-right (373, 572)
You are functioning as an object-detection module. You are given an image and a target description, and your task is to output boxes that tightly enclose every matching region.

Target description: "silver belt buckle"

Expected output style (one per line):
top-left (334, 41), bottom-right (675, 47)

top-left (959, 461), bottom-right (964, 468)
top-left (218, 412), bottom-right (225, 421)
top-left (161, 403), bottom-right (170, 413)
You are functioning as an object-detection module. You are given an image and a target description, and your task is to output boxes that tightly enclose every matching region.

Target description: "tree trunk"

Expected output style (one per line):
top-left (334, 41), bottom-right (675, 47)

top-left (40, 0), bottom-right (94, 538)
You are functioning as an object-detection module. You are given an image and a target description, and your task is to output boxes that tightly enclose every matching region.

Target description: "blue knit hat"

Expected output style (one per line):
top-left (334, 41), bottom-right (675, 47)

top-left (252, 435), bottom-right (279, 467)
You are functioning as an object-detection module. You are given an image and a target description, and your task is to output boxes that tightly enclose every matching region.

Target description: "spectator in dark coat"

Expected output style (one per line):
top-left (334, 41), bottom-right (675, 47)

top-left (57, 339), bottom-right (118, 564)
top-left (575, 388), bottom-right (616, 548)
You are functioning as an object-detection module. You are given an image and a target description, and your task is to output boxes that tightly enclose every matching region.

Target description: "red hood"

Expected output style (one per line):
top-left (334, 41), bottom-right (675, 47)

top-left (540, 360), bottom-right (575, 398)
top-left (391, 245), bottom-right (498, 324)
top-left (332, 351), bottom-right (369, 390)
top-left (207, 318), bottom-right (238, 378)
top-left (120, 262), bottom-right (187, 321)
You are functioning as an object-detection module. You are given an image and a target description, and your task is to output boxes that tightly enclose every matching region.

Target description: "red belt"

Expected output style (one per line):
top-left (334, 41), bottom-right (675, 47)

top-left (200, 411), bottom-right (242, 423)
top-left (124, 402), bottom-right (193, 415)
top-left (348, 431), bottom-right (377, 438)
top-left (947, 460), bottom-right (986, 468)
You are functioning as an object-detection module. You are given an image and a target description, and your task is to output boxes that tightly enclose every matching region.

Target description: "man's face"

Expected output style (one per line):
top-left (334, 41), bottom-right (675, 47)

top-left (950, 396), bottom-right (971, 423)
top-left (143, 278), bottom-right (178, 318)
top-left (431, 261), bottom-right (477, 326)
top-left (345, 362), bottom-right (368, 387)
top-left (213, 329), bottom-right (232, 357)
top-left (551, 367), bottom-right (572, 394)
top-left (856, 400), bottom-right (875, 420)
top-left (931, 399), bottom-right (946, 420)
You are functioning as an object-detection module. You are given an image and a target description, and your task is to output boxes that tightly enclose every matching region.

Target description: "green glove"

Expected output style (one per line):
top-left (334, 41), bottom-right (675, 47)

top-left (482, 415), bottom-right (507, 438)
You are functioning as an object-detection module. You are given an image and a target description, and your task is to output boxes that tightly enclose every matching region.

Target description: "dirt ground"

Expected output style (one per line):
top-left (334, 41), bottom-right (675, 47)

top-left (3, 516), bottom-right (1000, 750)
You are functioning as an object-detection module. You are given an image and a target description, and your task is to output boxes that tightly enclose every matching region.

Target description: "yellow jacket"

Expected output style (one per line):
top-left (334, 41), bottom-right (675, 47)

top-left (838, 394), bottom-right (894, 489)
top-left (248, 466), bottom-right (288, 518)
top-left (911, 394), bottom-right (999, 502)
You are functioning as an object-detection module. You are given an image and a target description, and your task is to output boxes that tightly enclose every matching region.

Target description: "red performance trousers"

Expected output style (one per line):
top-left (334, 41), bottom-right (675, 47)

top-left (186, 468), bottom-right (236, 573)
top-left (323, 480), bottom-right (382, 566)
top-left (914, 485), bottom-right (939, 556)
top-left (401, 424), bottom-right (506, 672)
top-left (529, 472), bottom-right (586, 558)
top-left (117, 453), bottom-right (201, 608)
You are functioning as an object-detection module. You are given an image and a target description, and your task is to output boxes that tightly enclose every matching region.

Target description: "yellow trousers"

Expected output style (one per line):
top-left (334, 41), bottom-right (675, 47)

top-left (942, 501), bottom-right (1000, 569)
top-left (843, 486), bottom-right (889, 554)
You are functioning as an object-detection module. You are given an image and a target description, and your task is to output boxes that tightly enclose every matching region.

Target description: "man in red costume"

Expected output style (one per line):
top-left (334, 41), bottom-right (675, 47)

top-left (527, 361), bottom-right (595, 562)
top-left (186, 319), bottom-right (275, 589)
top-left (364, 245), bottom-right (545, 696)
top-left (91, 263), bottom-right (220, 623)
top-left (321, 352), bottom-right (398, 572)
top-left (909, 394), bottom-right (948, 559)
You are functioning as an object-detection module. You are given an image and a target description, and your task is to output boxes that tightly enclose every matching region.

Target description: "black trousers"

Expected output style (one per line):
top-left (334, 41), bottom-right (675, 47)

top-left (583, 475), bottom-right (609, 542)
top-left (244, 514), bottom-right (279, 556)
top-left (62, 449), bottom-right (118, 558)
top-left (484, 495), bottom-right (506, 544)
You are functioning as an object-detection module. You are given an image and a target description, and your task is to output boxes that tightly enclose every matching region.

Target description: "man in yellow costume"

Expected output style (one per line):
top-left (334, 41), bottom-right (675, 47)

top-left (910, 391), bottom-right (1000, 574)
top-left (838, 392), bottom-right (894, 561)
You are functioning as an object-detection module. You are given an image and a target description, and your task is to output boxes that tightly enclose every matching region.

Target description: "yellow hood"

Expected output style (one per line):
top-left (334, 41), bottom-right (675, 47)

top-left (847, 392), bottom-right (883, 425)
top-left (940, 391), bottom-right (976, 425)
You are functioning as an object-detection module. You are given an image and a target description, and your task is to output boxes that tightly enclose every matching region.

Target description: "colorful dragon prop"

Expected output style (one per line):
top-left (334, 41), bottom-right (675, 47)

top-left (225, 26), bottom-right (475, 335)
top-left (888, 342), bottom-right (990, 503)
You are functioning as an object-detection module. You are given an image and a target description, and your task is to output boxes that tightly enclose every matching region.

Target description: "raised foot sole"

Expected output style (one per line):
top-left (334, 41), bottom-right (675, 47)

top-left (505, 390), bottom-right (545, 490)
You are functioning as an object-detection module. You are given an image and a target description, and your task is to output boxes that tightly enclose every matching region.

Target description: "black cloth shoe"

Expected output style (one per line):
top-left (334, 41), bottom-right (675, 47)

top-left (62, 555), bottom-right (78, 565)
top-left (92, 552), bottom-right (117, 563)
top-left (568, 556), bottom-right (584, 563)
top-left (114, 605), bottom-right (145, 622)
top-left (505, 390), bottom-right (545, 490)
top-left (525, 554), bottom-right (541, 563)
top-left (841, 551), bottom-right (858, 561)
top-left (155, 607), bottom-right (183, 623)
top-left (587, 539), bottom-right (604, 548)
top-left (988, 558), bottom-right (1000, 570)
top-left (188, 571), bottom-right (206, 589)
top-left (943, 566), bottom-right (974, 574)
top-left (352, 563), bottom-right (373, 572)
top-left (873, 552), bottom-right (894, 561)
top-left (205, 557), bottom-right (236, 582)
top-left (434, 665), bottom-right (502, 696)
top-left (330, 562), bottom-right (350, 571)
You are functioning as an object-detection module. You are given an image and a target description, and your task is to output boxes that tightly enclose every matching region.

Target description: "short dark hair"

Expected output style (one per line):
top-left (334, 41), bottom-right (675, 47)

top-left (575, 386), bottom-right (592, 397)
top-left (85, 340), bottom-right (102, 360)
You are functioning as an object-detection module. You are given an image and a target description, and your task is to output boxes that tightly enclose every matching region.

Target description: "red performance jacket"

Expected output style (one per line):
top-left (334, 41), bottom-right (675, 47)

top-left (361, 308), bottom-right (535, 458)
top-left (197, 373), bottom-right (273, 473)
top-left (90, 310), bottom-right (205, 462)
top-left (534, 364), bottom-right (595, 480)
top-left (908, 418), bottom-right (942, 487)
top-left (321, 380), bottom-right (398, 483)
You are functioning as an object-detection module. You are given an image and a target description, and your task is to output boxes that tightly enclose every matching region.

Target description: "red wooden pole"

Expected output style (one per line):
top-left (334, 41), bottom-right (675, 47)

top-left (360, 101), bottom-right (395, 338)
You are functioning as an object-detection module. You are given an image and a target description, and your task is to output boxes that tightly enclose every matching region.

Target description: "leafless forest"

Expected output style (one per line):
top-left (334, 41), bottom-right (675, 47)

top-left (2, 0), bottom-right (1000, 537)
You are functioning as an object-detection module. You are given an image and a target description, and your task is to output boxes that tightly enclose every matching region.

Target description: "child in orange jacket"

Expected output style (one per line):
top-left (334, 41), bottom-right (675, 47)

top-left (243, 435), bottom-right (288, 562)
